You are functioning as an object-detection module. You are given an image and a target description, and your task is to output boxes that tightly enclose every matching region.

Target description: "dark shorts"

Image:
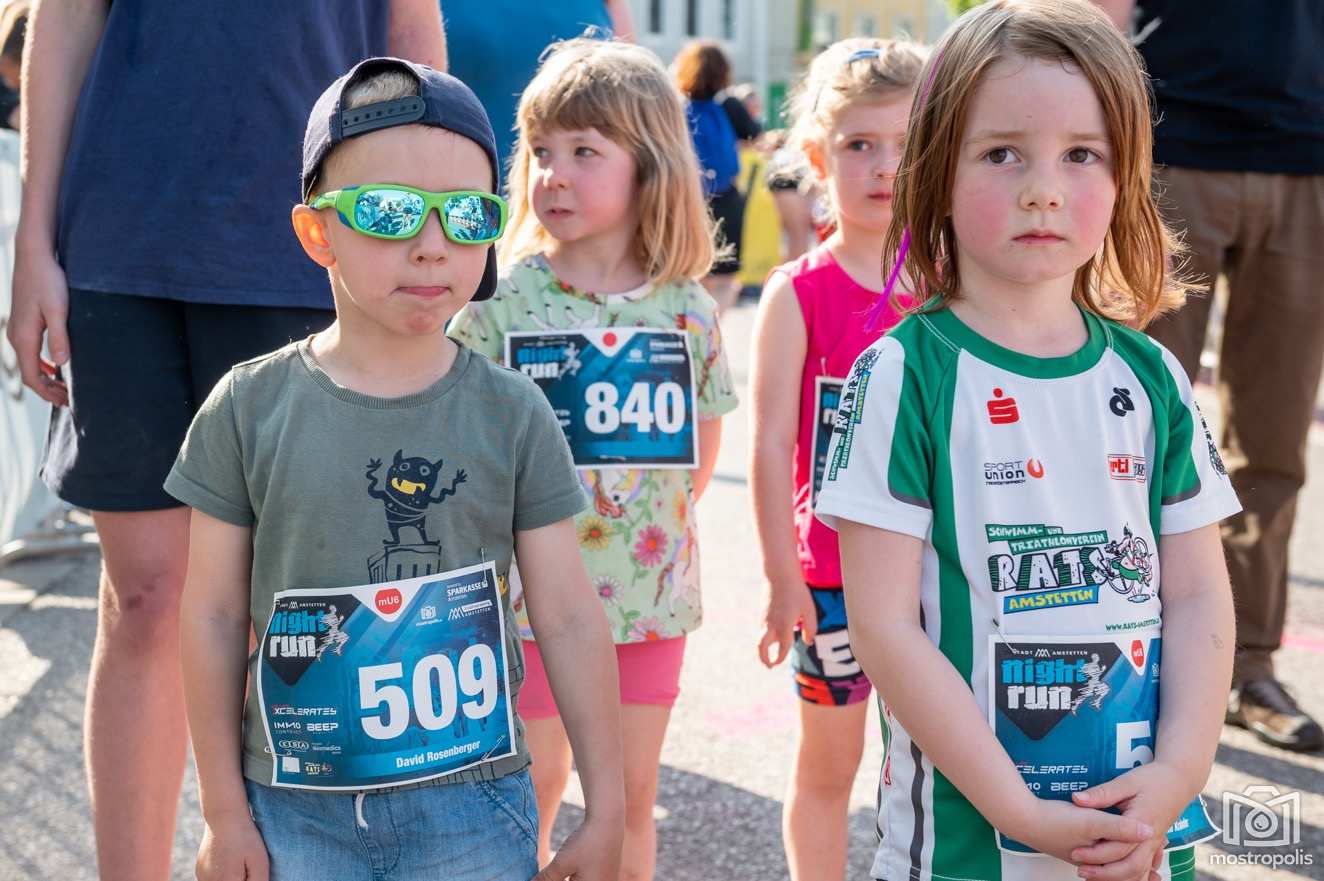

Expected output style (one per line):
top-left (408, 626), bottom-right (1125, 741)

top-left (708, 185), bottom-right (745, 275)
top-left (42, 289), bottom-right (332, 511)
top-left (791, 586), bottom-right (873, 706)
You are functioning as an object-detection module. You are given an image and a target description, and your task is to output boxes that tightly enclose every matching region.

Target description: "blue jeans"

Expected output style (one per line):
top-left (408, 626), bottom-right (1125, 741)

top-left (244, 770), bottom-right (539, 881)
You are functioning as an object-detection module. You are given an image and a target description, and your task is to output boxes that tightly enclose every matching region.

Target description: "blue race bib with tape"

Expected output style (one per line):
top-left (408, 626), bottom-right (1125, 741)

top-left (506, 328), bottom-right (697, 469)
top-left (257, 561), bottom-right (516, 790)
top-left (988, 630), bottom-right (1218, 853)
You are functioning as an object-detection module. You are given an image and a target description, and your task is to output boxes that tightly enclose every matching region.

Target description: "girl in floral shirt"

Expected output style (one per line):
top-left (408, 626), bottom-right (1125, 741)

top-left (449, 38), bottom-right (736, 881)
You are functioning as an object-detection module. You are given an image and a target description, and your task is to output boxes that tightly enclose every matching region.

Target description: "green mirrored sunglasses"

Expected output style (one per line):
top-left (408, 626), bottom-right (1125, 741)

top-left (309, 184), bottom-right (508, 244)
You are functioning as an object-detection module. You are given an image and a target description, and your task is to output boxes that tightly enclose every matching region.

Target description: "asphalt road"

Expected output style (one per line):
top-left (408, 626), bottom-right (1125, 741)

top-left (0, 300), bottom-right (1321, 880)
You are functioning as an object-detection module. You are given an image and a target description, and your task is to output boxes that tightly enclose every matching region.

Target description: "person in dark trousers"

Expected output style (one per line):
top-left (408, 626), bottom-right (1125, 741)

top-left (1098, 0), bottom-right (1324, 752)
top-left (5, 2), bottom-right (445, 878)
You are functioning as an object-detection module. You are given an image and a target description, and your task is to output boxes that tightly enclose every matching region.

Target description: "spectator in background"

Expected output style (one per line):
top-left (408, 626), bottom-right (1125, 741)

top-left (0, 1), bottom-right (26, 130)
top-left (445, 0), bottom-right (635, 174)
top-left (5, 3), bottom-right (445, 879)
top-left (1097, 0), bottom-right (1324, 752)
top-left (675, 39), bottom-right (760, 312)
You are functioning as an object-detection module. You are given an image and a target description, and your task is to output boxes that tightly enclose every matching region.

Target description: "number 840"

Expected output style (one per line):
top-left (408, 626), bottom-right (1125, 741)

top-left (584, 381), bottom-right (686, 434)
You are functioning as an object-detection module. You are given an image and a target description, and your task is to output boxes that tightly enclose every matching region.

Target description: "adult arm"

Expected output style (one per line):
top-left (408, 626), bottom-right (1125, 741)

top-left (519, 517), bottom-right (625, 881)
top-left (7, 0), bottom-right (109, 405)
top-left (391, 0), bottom-right (446, 69)
top-left (181, 510), bottom-right (270, 881)
top-left (837, 519), bottom-right (1155, 863)
top-left (604, 0), bottom-right (636, 41)
top-left (723, 93), bottom-right (762, 142)
top-left (749, 272), bottom-right (817, 665)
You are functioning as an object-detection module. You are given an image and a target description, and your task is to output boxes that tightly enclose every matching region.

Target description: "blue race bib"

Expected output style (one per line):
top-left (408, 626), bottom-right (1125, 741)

top-left (987, 630), bottom-right (1218, 853)
top-left (506, 328), bottom-right (697, 469)
top-left (810, 376), bottom-right (844, 504)
top-left (257, 561), bottom-right (516, 790)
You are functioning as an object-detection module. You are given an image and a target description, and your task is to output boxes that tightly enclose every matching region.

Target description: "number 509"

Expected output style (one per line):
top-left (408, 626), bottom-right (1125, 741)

top-left (358, 645), bottom-right (499, 740)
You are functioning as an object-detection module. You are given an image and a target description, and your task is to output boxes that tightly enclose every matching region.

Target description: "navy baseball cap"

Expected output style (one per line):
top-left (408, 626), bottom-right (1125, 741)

top-left (302, 57), bottom-right (501, 301)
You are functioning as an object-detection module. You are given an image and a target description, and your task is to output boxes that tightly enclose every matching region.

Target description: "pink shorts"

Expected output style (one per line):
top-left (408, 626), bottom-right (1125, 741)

top-left (517, 636), bottom-right (687, 719)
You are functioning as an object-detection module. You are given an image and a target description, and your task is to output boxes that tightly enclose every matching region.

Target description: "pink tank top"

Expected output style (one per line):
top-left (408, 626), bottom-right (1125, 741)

top-left (780, 245), bottom-right (904, 587)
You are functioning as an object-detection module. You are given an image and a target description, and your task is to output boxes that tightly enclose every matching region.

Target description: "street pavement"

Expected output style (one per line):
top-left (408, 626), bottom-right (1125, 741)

top-left (1, 300), bottom-right (1321, 880)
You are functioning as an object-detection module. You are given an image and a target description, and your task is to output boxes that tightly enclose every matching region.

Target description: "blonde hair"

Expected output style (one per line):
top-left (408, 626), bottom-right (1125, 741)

top-left (787, 37), bottom-right (926, 157)
top-left (504, 38), bottom-right (714, 285)
top-left (885, 0), bottom-right (1193, 326)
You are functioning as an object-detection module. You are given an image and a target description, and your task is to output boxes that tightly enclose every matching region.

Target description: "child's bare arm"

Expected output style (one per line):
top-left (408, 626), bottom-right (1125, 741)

top-left (180, 509), bottom-right (269, 881)
top-left (1069, 523), bottom-right (1234, 879)
top-left (692, 416), bottom-right (723, 503)
top-left (837, 519), bottom-right (1154, 863)
top-left (749, 272), bottom-right (816, 664)
top-left (519, 517), bottom-right (625, 881)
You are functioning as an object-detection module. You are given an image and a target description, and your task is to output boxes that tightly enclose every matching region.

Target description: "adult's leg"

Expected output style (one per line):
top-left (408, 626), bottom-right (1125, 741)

top-left (783, 699), bottom-right (869, 881)
top-left (86, 507), bottom-right (192, 881)
top-left (619, 703), bottom-right (672, 881)
top-left (1144, 167), bottom-right (1240, 380)
top-left (41, 291), bottom-right (197, 880)
top-left (1217, 173), bottom-right (1324, 692)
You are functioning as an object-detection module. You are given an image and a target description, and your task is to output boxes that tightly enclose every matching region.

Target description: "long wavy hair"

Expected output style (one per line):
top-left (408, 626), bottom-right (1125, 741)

top-left (884, 0), bottom-right (1194, 326)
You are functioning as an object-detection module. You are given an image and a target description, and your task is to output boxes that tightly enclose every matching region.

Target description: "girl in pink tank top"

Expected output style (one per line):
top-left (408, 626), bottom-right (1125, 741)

top-left (748, 37), bottom-right (923, 881)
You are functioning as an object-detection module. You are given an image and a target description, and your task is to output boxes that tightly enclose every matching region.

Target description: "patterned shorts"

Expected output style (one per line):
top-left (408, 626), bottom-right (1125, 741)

top-left (791, 587), bottom-right (873, 706)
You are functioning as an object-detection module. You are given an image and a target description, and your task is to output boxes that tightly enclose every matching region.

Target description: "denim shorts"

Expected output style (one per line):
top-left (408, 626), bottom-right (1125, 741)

top-left (244, 769), bottom-right (539, 881)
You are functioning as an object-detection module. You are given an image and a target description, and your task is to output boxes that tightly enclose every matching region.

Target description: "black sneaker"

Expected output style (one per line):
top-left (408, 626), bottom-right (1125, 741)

top-left (1226, 678), bottom-right (1324, 752)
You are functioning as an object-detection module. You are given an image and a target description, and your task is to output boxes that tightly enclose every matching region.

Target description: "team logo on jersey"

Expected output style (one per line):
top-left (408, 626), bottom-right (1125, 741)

top-left (1195, 404), bottom-right (1227, 477)
top-left (984, 457), bottom-right (1045, 486)
top-left (987, 388), bottom-right (1020, 424)
top-left (1108, 387), bottom-right (1135, 418)
top-left (1107, 454), bottom-right (1148, 483)
top-left (826, 348), bottom-right (880, 479)
top-left (986, 522), bottom-right (1155, 613)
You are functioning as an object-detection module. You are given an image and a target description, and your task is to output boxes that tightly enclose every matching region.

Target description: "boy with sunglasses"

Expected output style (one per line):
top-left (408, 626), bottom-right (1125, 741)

top-left (165, 58), bottom-right (624, 881)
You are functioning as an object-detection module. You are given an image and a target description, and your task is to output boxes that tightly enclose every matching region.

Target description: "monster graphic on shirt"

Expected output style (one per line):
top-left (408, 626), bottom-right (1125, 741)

top-left (365, 450), bottom-right (467, 547)
top-left (364, 450), bottom-right (466, 583)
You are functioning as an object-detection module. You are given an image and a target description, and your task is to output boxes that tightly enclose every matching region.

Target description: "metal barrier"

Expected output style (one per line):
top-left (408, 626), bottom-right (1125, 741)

top-left (0, 128), bottom-right (97, 568)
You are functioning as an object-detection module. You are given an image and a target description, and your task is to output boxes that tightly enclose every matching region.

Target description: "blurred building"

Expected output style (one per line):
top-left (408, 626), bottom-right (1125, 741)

top-left (627, 0), bottom-right (949, 126)
top-left (629, 0), bottom-right (800, 125)
top-left (808, 0), bottom-right (951, 45)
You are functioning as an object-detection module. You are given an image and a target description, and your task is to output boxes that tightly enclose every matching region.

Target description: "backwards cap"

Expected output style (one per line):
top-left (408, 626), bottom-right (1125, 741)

top-left (301, 57), bottom-right (501, 301)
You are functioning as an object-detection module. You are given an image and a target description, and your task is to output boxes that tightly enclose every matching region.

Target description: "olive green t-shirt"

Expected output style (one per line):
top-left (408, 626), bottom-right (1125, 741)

top-left (165, 339), bottom-right (587, 788)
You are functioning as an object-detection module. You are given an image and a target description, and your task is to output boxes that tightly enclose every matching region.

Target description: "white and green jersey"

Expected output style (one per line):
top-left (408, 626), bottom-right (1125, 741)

top-left (816, 306), bottom-right (1239, 881)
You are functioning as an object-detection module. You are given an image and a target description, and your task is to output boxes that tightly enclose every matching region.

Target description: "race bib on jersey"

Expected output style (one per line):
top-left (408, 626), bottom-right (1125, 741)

top-left (987, 630), bottom-right (1217, 854)
top-left (810, 377), bottom-right (844, 504)
top-left (506, 328), bottom-right (697, 469)
top-left (257, 561), bottom-right (516, 790)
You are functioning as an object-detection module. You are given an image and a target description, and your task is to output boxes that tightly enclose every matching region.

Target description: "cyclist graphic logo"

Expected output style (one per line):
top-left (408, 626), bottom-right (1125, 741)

top-left (1100, 525), bottom-right (1153, 603)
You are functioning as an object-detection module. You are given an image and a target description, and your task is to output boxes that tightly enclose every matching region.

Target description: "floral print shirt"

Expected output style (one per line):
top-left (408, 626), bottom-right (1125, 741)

top-left (450, 255), bottom-right (738, 643)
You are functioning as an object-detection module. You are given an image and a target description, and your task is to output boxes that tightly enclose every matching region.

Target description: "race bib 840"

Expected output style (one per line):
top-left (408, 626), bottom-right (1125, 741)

top-left (506, 328), bottom-right (698, 469)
